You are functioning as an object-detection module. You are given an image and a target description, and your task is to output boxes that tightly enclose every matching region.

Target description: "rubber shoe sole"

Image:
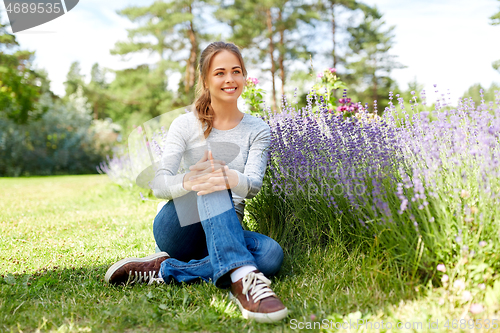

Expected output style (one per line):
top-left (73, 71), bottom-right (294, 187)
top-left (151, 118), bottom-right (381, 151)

top-left (104, 252), bottom-right (170, 284)
top-left (229, 293), bottom-right (288, 323)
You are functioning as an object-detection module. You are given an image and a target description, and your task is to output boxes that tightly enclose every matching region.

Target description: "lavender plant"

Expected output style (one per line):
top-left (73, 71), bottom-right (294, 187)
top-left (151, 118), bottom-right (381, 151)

top-left (385, 87), bottom-right (500, 285)
top-left (99, 76), bottom-right (500, 294)
top-left (249, 90), bottom-right (405, 247)
top-left (97, 146), bottom-right (135, 189)
top-left (98, 125), bottom-right (169, 190)
top-left (246, 86), bottom-right (500, 286)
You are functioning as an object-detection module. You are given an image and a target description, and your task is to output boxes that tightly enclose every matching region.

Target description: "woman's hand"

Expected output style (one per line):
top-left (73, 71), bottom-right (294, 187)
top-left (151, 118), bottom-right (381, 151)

top-left (183, 150), bottom-right (237, 195)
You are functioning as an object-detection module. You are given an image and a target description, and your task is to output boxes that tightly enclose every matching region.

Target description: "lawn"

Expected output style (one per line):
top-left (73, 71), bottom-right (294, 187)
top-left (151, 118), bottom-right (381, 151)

top-left (1, 175), bottom-right (498, 332)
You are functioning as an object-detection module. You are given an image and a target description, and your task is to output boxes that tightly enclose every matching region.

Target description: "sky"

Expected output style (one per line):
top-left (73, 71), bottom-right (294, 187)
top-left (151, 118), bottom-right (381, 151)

top-left (1, 0), bottom-right (499, 105)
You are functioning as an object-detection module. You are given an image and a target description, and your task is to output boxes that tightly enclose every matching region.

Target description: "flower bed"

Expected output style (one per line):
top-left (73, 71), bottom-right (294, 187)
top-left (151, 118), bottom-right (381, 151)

top-left (246, 87), bottom-right (500, 295)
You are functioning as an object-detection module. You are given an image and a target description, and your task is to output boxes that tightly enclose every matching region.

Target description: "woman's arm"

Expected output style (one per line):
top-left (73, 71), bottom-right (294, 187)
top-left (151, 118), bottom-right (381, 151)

top-left (189, 123), bottom-right (270, 198)
top-left (186, 150), bottom-right (239, 196)
top-left (230, 124), bottom-right (271, 199)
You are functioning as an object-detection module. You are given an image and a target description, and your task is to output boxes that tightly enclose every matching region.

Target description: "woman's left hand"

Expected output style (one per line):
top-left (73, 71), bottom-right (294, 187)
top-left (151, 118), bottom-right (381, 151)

top-left (189, 151), bottom-right (238, 195)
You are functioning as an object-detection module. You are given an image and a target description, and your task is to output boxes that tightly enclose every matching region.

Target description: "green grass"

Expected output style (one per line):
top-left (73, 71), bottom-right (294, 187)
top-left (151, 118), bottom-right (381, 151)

top-left (1, 175), bottom-right (498, 332)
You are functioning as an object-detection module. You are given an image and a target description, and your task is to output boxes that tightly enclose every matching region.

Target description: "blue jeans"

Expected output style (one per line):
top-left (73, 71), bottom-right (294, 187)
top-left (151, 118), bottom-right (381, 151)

top-left (153, 189), bottom-right (284, 288)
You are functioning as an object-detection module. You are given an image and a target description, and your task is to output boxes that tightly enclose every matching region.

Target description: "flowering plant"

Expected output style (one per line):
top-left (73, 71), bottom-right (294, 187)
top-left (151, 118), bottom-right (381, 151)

top-left (310, 68), bottom-right (347, 113)
top-left (241, 77), bottom-right (265, 117)
top-left (248, 86), bottom-right (500, 293)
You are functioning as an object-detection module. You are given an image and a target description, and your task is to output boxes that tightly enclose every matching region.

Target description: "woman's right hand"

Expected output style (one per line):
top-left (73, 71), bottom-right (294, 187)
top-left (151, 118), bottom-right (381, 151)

top-left (182, 150), bottom-right (227, 191)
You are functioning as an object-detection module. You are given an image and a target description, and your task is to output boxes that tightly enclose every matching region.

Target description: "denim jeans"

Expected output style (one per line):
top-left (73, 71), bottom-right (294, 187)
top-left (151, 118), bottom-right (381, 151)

top-left (153, 189), bottom-right (284, 288)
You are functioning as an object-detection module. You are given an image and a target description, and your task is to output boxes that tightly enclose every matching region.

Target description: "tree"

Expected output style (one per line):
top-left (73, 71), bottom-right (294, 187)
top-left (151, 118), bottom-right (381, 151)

top-left (316, 0), bottom-right (372, 70)
top-left (86, 63), bottom-right (110, 120)
top-left (0, 18), bottom-right (49, 124)
top-left (345, 7), bottom-right (404, 112)
top-left (217, 0), bottom-right (318, 111)
top-left (490, 1), bottom-right (500, 73)
top-left (64, 61), bottom-right (85, 97)
top-left (461, 82), bottom-right (500, 107)
top-left (106, 66), bottom-right (169, 124)
top-left (112, 0), bottom-right (215, 107)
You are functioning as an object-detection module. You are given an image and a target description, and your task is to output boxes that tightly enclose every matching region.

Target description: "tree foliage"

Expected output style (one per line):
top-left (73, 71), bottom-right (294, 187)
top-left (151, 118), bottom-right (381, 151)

top-left (1, 13), bottom-right (112, 176)
top-left (217, 0), bottom-right (318, 111)
top-left (0, 21), bottom-right (50, 124)
top-left (111, 0), bottom-right (217, 107)
top-left (491, 1), bottom-right (500, 73)
top-left (345, 7), bottom-right (404, 112)
top-left (461, 82), bottom-right (500, 107)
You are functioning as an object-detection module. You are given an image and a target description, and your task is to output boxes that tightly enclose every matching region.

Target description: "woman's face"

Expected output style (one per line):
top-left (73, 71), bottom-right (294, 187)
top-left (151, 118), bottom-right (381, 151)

top-left (205, 50), bottom-right (245, 106)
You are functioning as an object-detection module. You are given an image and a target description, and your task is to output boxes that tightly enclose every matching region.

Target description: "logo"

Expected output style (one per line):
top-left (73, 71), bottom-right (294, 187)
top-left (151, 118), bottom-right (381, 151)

top-left (3, 0), bottom-right (79, 33)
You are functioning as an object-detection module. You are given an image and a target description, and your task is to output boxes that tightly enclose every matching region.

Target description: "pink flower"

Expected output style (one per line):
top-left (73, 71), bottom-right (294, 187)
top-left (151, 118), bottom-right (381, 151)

top-left (441, 274), bottom-right (449, 283)
top-left (469, 303), bottom-right (484, 314)
top-left (310, 314), bottom-right (317, 321)
top-left (328, 68), bottom-right (337, 73)
top-left (437, 264), bottom-right (446, 272)
top-left (454, 279), bottom-right (465, 289)
top-left (317, 72), bottom-right (324, 78)
top-left (247, 77), bottom-right (259, 85)
top-left (462, 290), bottom-right (472, 302)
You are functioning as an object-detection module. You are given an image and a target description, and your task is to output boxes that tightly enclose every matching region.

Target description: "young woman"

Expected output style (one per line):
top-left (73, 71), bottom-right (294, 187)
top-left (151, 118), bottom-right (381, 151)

top-left (105, 41), bottom-right (287, 323)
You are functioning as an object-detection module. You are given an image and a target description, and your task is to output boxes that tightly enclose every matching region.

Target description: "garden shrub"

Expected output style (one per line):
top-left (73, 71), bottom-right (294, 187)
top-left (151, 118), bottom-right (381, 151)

top-left (0, 90), bottom-right (114, 176)
top-left (246, 87), bottom-right (500, 287)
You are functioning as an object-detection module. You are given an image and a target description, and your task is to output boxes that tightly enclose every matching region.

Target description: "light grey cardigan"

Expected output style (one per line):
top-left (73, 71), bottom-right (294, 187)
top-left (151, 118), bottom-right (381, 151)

top-left (151, 111), bottom-right (271, 223)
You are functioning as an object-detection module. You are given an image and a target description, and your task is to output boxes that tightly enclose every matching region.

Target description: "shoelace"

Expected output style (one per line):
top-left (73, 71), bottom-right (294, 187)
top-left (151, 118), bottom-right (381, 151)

top-left (241, 271), bottom-right (276, 303)
top-left (126, 270), bottom-right (164, 285)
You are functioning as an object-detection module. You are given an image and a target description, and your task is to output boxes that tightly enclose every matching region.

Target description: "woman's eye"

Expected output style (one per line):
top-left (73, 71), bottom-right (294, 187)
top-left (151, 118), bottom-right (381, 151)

top-left (216, 72), bottom-right (223, 76)
top-left (233, 70), bottom-right (241, 74)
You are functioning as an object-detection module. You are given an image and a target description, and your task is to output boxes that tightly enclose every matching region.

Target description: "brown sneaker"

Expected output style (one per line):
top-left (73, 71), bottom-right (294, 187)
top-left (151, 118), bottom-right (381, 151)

top-left (105, 252), bottom-right (170, 285)
top-left (230, 270), bottom-right (288, 323)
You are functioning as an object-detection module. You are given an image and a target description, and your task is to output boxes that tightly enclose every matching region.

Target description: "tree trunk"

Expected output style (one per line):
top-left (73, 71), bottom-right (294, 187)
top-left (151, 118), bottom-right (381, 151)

top-left (266, 8), bottom-right (278, 112)
top-left (372, 57), bottom-right (378, 109)
top-left (278, 8), bottom-right (285, 99)
top-left (331, 2), bottom-right (337, 70)
top-left (185, 5), bottom-right (198, 93)
top-left (331, 2), bottom-right (338, 99)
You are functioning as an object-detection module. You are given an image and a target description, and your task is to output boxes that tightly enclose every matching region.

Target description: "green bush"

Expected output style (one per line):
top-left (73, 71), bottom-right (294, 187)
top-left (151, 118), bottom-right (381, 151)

top-left (0, 90), bottom-right (111, 176)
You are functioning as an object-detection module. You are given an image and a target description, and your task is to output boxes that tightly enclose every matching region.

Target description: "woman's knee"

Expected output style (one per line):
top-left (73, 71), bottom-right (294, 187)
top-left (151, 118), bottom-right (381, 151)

top-left (153, 200), bottom-right (207, 261)
top-left (254, 235), bottom-right (284, 277)
top-left (153, 201), bottom-right (176, 235)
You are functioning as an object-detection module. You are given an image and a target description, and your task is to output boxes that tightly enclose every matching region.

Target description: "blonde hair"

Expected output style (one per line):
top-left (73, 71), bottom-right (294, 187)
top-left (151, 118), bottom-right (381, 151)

top-left (194, 41), bottom-right (247, 139)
